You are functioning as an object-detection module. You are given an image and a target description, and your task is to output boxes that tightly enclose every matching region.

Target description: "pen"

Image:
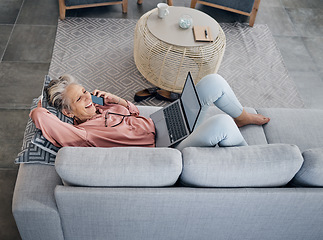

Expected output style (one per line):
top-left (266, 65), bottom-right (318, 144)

top-left (204, 29), bottom-right (208, 39)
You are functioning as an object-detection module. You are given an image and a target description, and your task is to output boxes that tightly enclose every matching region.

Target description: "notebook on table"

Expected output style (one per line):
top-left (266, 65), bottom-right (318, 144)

top-left (193, 26), bottom-right (213, 42)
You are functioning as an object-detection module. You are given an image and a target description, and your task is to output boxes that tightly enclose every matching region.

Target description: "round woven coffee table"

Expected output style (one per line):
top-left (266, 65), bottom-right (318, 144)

top-left (134, 7), bottom-right (226, 93)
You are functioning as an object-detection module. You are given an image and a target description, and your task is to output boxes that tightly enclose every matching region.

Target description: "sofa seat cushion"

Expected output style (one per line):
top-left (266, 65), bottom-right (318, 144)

top-left (291, 147), bottom-right (323, 187)
top-left (181, 144), bottom-right (303, 187)
top-left (55, 147), bottom-right (182, 187)
top-left (257, 108), bottom-right (323, 152)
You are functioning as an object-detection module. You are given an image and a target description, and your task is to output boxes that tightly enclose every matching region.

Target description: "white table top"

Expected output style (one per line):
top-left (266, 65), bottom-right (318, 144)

top-left (147, 6), bottom-right (220, 47)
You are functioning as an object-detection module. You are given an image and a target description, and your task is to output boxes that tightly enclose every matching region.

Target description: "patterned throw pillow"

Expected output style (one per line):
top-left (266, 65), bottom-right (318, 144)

top-left (15, 75), bottom-right (73, 165)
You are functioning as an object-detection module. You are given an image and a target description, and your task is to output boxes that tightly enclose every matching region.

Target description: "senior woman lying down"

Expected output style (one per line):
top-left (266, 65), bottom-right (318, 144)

top-left (30, 74), bottom-right (270, 150)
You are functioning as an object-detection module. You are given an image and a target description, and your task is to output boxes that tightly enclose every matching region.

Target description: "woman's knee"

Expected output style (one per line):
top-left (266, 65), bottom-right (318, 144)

top-left (198, 114), bottom-right (237, 143)
top-left (176, 114), bottom-right (244, 150)
top-left (209, 114), bottom-right (247, 147)
top-left (197, 73), bottom-right (228, 90)
top-left (208, 114), bottom-right (235, 128)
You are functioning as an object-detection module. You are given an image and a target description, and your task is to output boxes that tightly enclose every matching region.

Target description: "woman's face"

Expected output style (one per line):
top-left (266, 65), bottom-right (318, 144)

top-left (63, 84), bottom-right (96, 122)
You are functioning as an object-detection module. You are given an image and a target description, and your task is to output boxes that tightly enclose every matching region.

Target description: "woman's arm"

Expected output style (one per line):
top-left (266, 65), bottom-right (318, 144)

top-left (29, 102), bottom-right (87, 147)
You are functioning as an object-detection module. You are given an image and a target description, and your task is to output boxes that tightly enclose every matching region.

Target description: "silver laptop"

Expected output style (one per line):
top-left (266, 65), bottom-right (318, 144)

top-left (150, 72), bottom-right (202, 147)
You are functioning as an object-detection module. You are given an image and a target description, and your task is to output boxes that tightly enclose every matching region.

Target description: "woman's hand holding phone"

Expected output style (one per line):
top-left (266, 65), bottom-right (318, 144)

top-left (92, 90), bottom-right (120, 105)
top-left (91, 94), bottom-right (104, 105)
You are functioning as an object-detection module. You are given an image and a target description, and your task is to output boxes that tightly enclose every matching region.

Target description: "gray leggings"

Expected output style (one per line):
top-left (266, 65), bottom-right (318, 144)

top-left (175, 74), bottom-right (247, 151)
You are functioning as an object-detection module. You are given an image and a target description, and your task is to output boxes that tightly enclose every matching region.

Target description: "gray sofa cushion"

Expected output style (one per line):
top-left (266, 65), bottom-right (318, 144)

top-left (55, 147), bottom-right (182, 187)
top-left (257, 108), bottom-right (323, 152)
top-left (181, 144), bottom-right (303, 187)
top-left (291, 147), bottom-right (323, 187)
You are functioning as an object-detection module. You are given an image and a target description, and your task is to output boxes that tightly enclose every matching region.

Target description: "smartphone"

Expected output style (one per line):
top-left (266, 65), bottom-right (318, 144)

top-left (91, 94), bottom-right (104, 105)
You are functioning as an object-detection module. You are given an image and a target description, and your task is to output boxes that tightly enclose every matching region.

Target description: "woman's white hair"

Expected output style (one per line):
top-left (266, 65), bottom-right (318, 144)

top-left (46, 74), bottom-right (78, 112)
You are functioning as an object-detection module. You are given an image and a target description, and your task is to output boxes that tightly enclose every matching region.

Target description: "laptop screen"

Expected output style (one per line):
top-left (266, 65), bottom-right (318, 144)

top-left (180, 72), bottom-right (202, 133)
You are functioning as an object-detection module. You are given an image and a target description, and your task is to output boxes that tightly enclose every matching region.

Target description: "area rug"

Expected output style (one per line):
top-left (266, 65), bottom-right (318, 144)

top-left (49, 17), bottom-right (304, 108)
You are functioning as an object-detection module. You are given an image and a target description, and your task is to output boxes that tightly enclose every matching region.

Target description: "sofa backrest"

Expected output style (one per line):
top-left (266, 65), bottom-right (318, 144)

top-left (53, 144), bottom-right (323, 240)
top-left (54, 186), bottom-right (323, 240)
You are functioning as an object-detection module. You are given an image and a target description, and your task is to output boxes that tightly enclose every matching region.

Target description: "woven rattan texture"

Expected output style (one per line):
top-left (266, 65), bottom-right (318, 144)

top-left (134, 9), bottom-right (226, 93)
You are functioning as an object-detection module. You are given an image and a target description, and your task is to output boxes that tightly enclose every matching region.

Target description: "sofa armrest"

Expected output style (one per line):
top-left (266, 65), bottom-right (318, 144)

top-left (181, 144), bottom-right (304, 187)
top-left (12, 164), bottom-right (64, 240)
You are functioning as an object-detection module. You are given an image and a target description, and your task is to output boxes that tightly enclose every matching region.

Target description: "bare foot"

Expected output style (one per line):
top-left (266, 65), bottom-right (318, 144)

top-left (234, 109), bottom-right (270, 128)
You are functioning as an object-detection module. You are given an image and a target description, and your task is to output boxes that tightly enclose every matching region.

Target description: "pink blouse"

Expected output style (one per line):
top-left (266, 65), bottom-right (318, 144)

top-left (30, 101), bottom-right (156, 148)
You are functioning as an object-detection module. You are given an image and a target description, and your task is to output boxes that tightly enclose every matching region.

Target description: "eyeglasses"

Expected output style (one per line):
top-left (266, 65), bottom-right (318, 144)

top-left (105, 111), bottom-right (131, 127)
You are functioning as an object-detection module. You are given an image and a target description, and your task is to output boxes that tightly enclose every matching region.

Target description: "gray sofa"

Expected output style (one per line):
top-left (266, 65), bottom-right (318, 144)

top-left (12, 106), bottom-right (323, 240)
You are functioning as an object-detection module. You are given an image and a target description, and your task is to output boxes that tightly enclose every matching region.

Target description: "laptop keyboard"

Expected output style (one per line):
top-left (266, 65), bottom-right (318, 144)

top-left (163, 103), bottom-right (187, 143)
